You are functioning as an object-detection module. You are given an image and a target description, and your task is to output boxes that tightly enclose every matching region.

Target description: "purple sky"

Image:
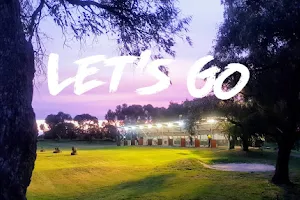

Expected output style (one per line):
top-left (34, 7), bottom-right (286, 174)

top-left (33, 1), bottom-right (224, 120)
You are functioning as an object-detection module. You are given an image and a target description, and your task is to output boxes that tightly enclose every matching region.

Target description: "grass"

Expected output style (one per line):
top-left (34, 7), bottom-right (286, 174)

top-left (27, 141), bottom-right (300, 200)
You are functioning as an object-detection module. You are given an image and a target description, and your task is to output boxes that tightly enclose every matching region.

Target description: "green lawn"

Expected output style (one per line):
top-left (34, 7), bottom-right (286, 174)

top-left (27, 141), bottom-right (300, 200)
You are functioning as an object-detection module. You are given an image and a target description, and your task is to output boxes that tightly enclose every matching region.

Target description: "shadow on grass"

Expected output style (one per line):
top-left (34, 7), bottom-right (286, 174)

top-left (115, 174), bottom-right (174, 193)
top-left (191, 149), bottom-right (277, 165)
top-left (280, 183), bottom-right (300, 200)
top-left (177, 152), bottom-right (189, 156)
top-left (76, 173), bottom-right (175, 199)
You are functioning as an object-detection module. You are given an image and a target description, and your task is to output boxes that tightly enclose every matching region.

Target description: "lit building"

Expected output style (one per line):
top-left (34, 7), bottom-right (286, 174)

top-left (119, 117), bottom-right (227, 146)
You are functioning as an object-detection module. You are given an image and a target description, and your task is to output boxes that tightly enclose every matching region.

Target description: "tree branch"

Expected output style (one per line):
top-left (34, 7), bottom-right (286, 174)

top-left (64, 0), bottom-right (127, 20)
top-left (226, 116), bottom-right (242, 127)
top-left (28, 0), bottom-right (45, 42)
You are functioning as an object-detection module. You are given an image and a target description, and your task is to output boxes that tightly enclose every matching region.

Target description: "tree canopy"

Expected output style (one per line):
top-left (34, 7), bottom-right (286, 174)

top-left (214, 0), bottom-right (300, 184)
top-left (104, 102), bottom-right (189, 123)
top-left (21, 0), bottom-right (192, 71)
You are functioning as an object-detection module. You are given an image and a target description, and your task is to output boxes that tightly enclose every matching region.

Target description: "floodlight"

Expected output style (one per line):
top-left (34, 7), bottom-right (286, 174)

top-left (178, 121), bottom-right (184, 126)
top-left (207, 119), bottom-right (216, 124)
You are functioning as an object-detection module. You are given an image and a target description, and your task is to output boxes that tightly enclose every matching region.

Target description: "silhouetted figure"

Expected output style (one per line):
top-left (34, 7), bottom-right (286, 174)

top-left (53, 147), bottom-right (61, 153)
top-left (189, 136), bottom-right (193, 146)
top-left (71, 146), bottom-right (77, 155)
top-left (136, 135), bottom-right (139, 145)
top-left (207, 134), bottom-right (212, 148)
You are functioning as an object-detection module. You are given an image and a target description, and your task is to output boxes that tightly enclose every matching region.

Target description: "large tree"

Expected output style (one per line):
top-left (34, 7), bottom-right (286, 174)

top-left (185, 96), bottom-right (221, 135)
top-left (0, 0), bottom-right (191, 199)
top-left (214, 0), bottom-right (300, 184)
top-left (45, 111), bottom-right (72, 129)
top-left (219, 99), bottom-right (265, 151)
top-left (74, 113), bottom-right (99, 136)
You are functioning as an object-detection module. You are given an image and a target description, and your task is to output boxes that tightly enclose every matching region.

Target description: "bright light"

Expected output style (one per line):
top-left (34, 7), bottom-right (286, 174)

top-left (139, 126), bottom-right (144, 129)
top-left (148, 125), bottom-right (152, 129)
top-left (207, 119), bottom-right (216, 124)
top-left (131, 126), bottom-right (136, 130)
top-left (157, 124), bottom-right (162, 128)
top-left (167, 123), bottom-right (173, 127)
top-left (178, 121), bottom-right (184, 126)
top-left (124, 127), bottom-right (129, 131)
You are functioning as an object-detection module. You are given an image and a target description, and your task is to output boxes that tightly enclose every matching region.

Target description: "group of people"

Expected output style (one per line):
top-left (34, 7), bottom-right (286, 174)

top-left (189, 134), bottom-right (212, 147)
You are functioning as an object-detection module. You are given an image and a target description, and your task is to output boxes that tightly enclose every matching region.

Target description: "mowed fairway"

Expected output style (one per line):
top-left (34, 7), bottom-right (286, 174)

top-left (27, 141), bottom-right (300, 200)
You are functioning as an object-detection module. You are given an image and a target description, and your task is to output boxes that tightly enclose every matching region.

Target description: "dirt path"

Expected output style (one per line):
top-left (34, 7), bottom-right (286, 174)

top-left (200, 162), bottom-right (275, 172)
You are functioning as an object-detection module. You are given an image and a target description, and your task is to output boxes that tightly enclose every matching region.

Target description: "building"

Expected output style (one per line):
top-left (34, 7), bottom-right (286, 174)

top-left (119, 117), bottom-right (227, 146)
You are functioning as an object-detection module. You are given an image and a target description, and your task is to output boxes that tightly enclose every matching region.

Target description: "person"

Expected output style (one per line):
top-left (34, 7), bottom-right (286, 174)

top-left (136, 135), bottom-right (139, 145)
top-left (207, 134), bottom-right (212, 147)
top-left (189, 135), bottom-right (193, 146)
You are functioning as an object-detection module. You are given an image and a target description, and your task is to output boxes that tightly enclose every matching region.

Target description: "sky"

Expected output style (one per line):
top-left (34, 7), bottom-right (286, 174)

top-left (33, 1), bottom-right (224, 120)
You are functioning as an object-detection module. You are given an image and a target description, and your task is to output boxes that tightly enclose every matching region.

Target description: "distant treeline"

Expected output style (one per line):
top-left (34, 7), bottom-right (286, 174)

top-left (40, 113), bottom-right (119, 141)
top-left (40, 97), bottom-right (219, 141)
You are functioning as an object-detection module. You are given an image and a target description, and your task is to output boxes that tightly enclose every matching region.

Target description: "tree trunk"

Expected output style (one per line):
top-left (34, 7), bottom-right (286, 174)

top-left (228, 134), bottom-right (235, 149)
top-left (241, 135), bottom-right (249, 151)
top-left (272, 138), bottom-right (294, 185)
top-left (0, 1), bottom-right (37, 199)
top-left (229, 137), bottom-right (236, 149)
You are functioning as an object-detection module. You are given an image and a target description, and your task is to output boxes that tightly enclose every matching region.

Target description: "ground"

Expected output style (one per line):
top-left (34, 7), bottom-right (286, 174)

top-left (27, 141), bottom-right (300, 200)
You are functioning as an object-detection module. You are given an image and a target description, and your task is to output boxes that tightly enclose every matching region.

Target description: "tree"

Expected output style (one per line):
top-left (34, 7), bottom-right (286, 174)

top-left (44, 122), bottom-right (76, 140)
top-left (0, 0), bottom-right (191, 198)
top-left (186, 96), bottom-right (221, 135)
top-left (44, 112), bottom-right (73, 140)
top-left (73, 114), bottom-right (101, 141)
top-left (103, 124), bottom-right (119, 140)
top-left (106, 102), bottom-right (189, 124)
top-left (105, 109), bottom-right (116, 121)
top-left (39, 124), bottom-right (46, 132)
top-left (74, 114), bottom-right (99, 133)
top-left (167, 102), bottom-right (187, 120)
top-left (219, 99), bottom-right (264, 151)
top-left (220, 121), bottom-right (239, 149)
top-left (45, 112), bottom-right (72, 129)
top-left (214, 0), bottom-right (300, 184)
